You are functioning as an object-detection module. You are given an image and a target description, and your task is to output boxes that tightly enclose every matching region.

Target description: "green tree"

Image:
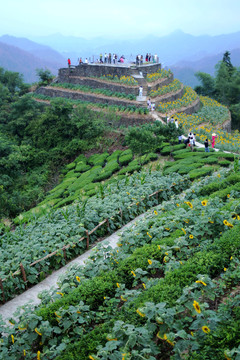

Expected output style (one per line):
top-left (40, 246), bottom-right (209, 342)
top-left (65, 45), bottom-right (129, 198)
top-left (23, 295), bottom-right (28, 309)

top-left (36, 68), bottom-right (54, 86)
top-left (222, 50), bottom-right (235, 77)
top-left (194, 72), bottom-right (216, 97)
top-left (6, 94), bottom-right (43, 140)
top-left (125, 126), bottom-right (163, 164)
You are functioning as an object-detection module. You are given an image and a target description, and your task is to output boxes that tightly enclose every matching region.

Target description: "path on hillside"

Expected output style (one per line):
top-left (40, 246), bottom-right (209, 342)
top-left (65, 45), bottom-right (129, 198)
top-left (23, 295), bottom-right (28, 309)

top-left (0, 214), bottom-right (147, 322)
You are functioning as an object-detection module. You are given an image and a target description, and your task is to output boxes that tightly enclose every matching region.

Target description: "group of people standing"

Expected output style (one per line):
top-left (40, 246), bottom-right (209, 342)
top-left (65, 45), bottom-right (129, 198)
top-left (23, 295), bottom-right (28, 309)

top-left (167, 116), bottom-right (178, 128)
top-left (182, 132), bottom-right (218, 152)
top-left (136, 53), bottom-right (158, 65)
top-left (99, 53), bottom-right (124, 64)
top-left (147, 98), bottom-right (155, 111)
top-left (68, 52), bottom-right (159, 67)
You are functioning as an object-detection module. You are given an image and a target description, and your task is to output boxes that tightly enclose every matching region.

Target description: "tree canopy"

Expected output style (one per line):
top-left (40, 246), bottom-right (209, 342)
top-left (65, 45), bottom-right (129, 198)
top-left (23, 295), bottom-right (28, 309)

top-left (194, 51), bottom-right (240, 127)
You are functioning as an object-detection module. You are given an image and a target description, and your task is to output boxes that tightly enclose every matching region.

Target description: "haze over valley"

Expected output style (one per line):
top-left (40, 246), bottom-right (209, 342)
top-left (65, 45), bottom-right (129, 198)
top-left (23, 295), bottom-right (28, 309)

top-left (0, 30), bottom-right (240, 85)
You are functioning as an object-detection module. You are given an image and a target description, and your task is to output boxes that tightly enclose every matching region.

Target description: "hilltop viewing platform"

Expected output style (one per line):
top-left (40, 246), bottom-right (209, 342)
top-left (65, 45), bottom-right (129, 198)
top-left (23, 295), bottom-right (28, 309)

top-left (35, 61), bottom-right (201, 121)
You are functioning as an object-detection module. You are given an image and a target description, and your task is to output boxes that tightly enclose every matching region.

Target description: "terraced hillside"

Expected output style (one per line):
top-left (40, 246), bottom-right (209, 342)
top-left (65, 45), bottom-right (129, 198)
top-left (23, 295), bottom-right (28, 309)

top-left (35, 63), bottom-right (201, 119)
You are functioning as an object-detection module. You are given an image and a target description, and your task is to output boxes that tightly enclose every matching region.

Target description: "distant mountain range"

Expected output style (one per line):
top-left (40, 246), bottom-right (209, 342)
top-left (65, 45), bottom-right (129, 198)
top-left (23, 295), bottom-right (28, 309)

top-left (0, 35), bottom-right (65, 83)
top-left (171, 48), bottom-right (240, 87)
top-left (0, 31), bottom-right (240, 85)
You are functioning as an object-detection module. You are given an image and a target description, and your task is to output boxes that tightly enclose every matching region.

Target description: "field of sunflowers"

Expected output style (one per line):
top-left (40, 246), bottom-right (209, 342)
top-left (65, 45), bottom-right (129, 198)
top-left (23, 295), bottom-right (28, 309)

top-left (157, 86), bottom-right (198, 113)
top-left (174, 96), bottom-right (240, 153)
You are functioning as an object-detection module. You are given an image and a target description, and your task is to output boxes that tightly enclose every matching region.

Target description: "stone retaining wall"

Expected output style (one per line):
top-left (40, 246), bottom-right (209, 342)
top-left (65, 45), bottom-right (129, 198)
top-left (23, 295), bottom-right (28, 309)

top-left (114, 114), bottom-right (153, 127)
top-left (58, 63), bottom-right (161, 82)
top-left (222, 118), bottom-right (232, 132)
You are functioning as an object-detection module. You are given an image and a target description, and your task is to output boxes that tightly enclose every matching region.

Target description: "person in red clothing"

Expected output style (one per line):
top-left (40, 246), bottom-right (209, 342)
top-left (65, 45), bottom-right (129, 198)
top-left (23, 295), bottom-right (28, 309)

top-left (67, 58), bottom-right (71, 68)
top-left (211, 132), bottom-right (218, 148)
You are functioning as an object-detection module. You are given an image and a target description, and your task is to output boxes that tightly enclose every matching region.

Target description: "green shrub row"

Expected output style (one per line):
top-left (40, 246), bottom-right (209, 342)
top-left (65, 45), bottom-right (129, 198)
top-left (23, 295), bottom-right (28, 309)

top-left (160, 143), bottom-right (186, 156)
top-left (198, 173), bottom-right (240, 196)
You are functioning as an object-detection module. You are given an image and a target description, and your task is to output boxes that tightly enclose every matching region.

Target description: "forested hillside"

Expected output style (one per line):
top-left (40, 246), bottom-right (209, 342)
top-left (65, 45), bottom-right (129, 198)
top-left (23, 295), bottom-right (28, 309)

top-left (194, 51), bottom-right (240, 129)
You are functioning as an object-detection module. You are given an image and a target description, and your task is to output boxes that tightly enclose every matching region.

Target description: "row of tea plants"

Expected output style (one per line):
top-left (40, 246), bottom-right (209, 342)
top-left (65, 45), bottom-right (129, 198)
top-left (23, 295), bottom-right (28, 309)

top-left (1, 164), bottom-right (240, 359)
top-left (13, 149), bottom-right (160, 224)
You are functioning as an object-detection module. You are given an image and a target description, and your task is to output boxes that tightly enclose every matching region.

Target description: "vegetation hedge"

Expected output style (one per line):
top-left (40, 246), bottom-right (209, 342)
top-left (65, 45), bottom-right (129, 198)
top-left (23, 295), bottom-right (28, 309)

top-left (119, 149), bottom-right (133, 166)
top-left (160, 143), bottom-right (186, 156)
top-left (189, 166), bottom-right (216, 180)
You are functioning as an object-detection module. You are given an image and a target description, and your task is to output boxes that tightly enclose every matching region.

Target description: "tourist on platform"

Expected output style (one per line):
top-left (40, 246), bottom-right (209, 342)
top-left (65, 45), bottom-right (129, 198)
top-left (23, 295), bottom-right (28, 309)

top-left (211, 133), bottom-right (218, 148)
top-left (140, 55), bottom-right (143, 65)
top-left (113, 54), bottom-right (115, 64)
top-left (108, 53), bottom-right (112, 64)
top-left (85, 58), bottom-right (88, 64)
top-left (136, 55), bottom-right (139, 66)
top-left (154, 54), bottom-right (158, 63)
top-left (67, 58), bottom-right (71, 68)
top-left (104, 53), bottom-right (108, 63)
top-left (149, 54), bottom-right (151, 62)
top-left (145, 53), bottom-right (148, 62)
top-left (100, 53), bottom-right (103, 63)
top-left (204, 138), bottom-right (210, 152)
top-left (79, 57), bottom-right (83, 65)
top-left (137, 54), bottom-right (140, 65)
top-left (115, 54), bottom-right (118, 63)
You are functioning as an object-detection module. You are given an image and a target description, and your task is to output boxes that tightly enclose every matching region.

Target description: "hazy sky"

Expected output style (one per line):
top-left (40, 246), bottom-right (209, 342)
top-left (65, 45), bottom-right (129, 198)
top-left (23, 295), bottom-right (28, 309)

top-left (1, 0), bottom-right (240, 39)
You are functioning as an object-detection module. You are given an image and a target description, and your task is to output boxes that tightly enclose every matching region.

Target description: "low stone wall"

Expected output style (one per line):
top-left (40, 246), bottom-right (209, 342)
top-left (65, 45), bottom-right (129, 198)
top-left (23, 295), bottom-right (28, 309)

top-left (222, 118), bottom-right (232, 132)
top-left (57, 76), bottom-right (139, 95)
top-left (114, 114), bottom-right (153, 127)
top-left (36, 86), bottom-right (144, 108)
top-left (58, 63), bottom-right (161, 82)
